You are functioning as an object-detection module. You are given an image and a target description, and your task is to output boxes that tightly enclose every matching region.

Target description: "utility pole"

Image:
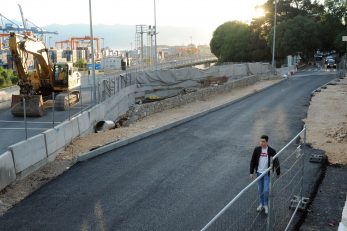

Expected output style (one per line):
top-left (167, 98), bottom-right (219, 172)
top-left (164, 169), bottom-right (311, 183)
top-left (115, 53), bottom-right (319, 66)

top-left (89, 0), bottom-right (97, 105)
top-left (154, 0), bottom-right (158, 70)
top-left (271, 0), bottom-right (277, 69)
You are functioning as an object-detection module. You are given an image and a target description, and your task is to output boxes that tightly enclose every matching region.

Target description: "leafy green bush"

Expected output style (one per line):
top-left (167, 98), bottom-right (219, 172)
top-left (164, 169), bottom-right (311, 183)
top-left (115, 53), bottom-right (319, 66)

top-left (0, 76), bottom-right (5, 86)
top-left (0, 67), bottom-right (17, 87)
top-left (1, 70), bottom-right (8, 79)
top-left (10, 76), bottom-right (19, 84)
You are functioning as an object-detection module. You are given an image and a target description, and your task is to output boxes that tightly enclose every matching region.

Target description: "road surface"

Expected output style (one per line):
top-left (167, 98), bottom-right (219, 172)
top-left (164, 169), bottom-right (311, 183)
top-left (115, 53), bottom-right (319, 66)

top-left (0, 71), bottom-right (335, 230)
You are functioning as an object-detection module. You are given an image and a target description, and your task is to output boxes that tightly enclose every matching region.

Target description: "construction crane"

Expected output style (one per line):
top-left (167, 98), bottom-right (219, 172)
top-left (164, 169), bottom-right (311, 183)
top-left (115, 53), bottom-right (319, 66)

top-left (70, 36), bottom-right (101, 59)
top-left (9, 32), bottom-right (81, 116)
top-left (55, 40), bottom-right (70, 49)
top-left (17, 4), bottom-right (27, 30)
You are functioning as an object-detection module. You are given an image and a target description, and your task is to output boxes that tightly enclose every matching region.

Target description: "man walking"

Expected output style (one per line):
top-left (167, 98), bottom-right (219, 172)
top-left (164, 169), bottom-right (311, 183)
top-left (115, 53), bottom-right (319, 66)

top-left (250, 135), bottom-right (280, 215)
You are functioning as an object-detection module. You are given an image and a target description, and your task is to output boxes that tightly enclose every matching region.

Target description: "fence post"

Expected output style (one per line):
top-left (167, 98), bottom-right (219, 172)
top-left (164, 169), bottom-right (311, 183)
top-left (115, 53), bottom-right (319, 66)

top-left (113, 75), bottom-right (116, 94)
top-left (68, 91), bottom-right (71, 120)
top-left (301, 127), bottom-right (306, 198)
top-left (80, 83), bottom-right (83, 114)
top-left (23, 97), bottom-right (28, 140)
top-left (98, 81), bottom-right (101, 103)
top-left (266, 162), bottom-right (274, 231)
top-left (90, 86), bottom-right (93, 108)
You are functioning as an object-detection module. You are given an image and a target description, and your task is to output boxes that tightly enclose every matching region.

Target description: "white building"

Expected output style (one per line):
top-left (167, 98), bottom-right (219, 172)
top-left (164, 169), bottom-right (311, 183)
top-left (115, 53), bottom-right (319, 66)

top-left (101, 56), bottom-right (123, 70)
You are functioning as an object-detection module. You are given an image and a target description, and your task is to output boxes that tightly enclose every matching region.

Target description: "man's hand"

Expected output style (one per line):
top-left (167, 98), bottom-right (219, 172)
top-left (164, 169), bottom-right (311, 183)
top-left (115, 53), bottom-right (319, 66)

top-left (250, 174), bottom-right (255, 179)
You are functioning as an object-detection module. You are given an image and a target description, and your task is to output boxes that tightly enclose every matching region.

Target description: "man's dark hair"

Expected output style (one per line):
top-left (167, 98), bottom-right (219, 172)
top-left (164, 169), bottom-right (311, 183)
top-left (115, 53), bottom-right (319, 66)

top-left (260, 135), bottom-right (269, 142)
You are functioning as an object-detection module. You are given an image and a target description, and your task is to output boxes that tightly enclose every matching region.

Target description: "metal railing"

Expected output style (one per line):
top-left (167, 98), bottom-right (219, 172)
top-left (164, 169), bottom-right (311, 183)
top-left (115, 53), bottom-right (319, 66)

top-left (201, 128), bottom-right (307, 231)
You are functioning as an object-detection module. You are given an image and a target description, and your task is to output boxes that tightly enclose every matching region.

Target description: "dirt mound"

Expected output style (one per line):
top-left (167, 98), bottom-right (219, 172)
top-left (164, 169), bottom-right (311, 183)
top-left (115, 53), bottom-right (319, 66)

top-left (326, 122), bottom-right (347, 143)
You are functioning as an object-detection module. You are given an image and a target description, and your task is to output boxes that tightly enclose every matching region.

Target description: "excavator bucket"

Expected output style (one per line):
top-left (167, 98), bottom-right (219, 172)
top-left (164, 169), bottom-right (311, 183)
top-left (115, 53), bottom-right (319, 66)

top-left (11, 95), bottom-right (45, 117)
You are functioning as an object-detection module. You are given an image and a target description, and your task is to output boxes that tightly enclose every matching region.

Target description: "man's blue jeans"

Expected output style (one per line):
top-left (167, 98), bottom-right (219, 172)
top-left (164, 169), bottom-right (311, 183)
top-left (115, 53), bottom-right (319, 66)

top-left (256, 172), bottom-right (270, 206)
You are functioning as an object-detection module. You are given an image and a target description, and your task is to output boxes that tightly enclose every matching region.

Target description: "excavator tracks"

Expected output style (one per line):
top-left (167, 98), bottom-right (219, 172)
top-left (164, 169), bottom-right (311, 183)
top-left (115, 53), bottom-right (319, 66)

top-left (55, 91), bottom-right (80, 111)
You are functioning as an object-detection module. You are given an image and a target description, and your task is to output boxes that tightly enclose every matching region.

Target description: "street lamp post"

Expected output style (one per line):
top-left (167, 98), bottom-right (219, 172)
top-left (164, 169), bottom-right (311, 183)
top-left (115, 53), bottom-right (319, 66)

top-left (271, 0), bottom-right (277, 69)
top-left (154, 0), bottom-right (158, 70)
top-left (89, 0), bottom-right (97, 105)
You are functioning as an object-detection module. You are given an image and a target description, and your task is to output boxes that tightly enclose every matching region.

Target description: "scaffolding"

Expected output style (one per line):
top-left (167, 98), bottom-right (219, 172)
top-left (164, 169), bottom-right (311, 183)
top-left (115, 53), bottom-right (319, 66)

top-left (135, 25), bottom-right (147, 70)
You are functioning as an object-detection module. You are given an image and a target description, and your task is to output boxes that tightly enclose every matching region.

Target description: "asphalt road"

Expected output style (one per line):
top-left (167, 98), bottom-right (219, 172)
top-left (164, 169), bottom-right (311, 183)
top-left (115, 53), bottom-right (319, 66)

top-left (0, 71), bottom-right (335, 230)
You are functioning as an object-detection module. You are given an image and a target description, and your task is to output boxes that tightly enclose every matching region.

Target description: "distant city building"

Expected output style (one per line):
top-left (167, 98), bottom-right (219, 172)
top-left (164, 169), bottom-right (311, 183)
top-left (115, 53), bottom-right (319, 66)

top-left (101, 56), bottom-right (123, 70)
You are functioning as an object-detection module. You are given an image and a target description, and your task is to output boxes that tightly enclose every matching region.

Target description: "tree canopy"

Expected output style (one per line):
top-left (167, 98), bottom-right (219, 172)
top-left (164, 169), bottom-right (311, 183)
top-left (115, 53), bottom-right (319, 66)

top-left (210, 0), bottom-right (347, 64)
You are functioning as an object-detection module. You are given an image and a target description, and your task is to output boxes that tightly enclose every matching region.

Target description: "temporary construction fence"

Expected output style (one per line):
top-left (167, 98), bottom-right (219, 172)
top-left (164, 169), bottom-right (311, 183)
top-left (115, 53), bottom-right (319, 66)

top-left (0, 73), bottom-right (130, 144)
top-left (200, 128), bottom-right (308, 231)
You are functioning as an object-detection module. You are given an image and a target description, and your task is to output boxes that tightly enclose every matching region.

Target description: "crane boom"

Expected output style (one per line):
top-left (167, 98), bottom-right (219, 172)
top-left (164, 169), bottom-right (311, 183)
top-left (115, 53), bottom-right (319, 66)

top-left (17, 4), bottom-right (27, 30)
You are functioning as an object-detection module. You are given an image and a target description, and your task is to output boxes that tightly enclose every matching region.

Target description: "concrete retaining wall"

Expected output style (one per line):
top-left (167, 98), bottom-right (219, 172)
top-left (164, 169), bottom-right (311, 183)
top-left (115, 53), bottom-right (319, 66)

top-left (127, 75), bottom-right (279, 122)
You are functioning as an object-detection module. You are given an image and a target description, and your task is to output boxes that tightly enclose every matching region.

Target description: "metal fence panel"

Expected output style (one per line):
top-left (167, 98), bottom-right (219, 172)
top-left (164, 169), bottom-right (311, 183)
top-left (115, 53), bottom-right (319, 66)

top-left (201, 128), bottom-right (307, 231)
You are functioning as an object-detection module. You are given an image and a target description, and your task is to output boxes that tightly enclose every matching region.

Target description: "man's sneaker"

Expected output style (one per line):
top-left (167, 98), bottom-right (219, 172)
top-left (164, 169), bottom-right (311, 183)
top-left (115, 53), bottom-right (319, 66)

top-left (256, 204), bottom-right (263, 212)
top-left (264, 205), bottom-right (269, 215)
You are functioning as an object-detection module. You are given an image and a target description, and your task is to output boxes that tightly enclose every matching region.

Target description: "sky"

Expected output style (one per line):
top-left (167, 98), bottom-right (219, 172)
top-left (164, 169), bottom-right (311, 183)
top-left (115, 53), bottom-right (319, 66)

top-left (2, 0), bottom-right (267, 29)
top-left (1, 0), bottom-right (268, 48)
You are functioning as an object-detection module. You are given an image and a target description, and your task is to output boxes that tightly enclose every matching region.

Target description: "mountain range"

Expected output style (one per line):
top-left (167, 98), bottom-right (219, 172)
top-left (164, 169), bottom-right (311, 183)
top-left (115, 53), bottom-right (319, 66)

top-left (43, 24), bottom-right (214, 50)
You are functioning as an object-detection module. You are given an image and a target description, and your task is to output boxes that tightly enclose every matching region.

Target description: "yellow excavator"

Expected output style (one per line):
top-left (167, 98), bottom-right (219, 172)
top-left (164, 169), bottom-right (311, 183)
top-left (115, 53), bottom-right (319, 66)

top-left (9, 32), bottom-right (81, 116)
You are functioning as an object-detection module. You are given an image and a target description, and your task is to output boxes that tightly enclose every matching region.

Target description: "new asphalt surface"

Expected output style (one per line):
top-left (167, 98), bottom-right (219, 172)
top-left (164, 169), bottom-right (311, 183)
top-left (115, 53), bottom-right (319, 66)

top-left (0, 72), bottom-right (335, 230)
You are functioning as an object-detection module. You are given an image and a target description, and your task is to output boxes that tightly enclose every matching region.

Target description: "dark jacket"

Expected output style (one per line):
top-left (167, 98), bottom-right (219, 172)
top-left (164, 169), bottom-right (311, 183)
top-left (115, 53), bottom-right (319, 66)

top-left (250, 146), bottom-right (280, 176)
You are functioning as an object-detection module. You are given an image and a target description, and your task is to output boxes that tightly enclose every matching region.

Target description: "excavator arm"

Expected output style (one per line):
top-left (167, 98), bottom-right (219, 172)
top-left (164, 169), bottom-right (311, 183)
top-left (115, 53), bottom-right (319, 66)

top-left (9, 33), bottom-right (28, 83)
top-left (8, 32), bottom-right (50, 116)
top-left (9, 32), bottom-right (52, 82)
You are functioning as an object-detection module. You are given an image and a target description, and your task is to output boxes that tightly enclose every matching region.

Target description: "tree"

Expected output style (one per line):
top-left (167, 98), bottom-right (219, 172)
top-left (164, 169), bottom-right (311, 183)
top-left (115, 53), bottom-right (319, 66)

top-left (210, 21), bottom-right (270, 62)
top-left (335, 27), bottom-right (347, 54)
top-left (75, 59), bottom-right (86, 68)
top-left (270, 15), bottom-right (321, 59)
top-left (211, 0), bottom-right (347, 64)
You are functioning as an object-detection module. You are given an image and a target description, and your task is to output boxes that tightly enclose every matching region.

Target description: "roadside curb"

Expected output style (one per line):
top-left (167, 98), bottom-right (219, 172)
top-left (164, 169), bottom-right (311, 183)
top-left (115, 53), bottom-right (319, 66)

top-left (78, 78), bottom-right (286, 162)
top-left (310, 71), bottom-right (345, 96)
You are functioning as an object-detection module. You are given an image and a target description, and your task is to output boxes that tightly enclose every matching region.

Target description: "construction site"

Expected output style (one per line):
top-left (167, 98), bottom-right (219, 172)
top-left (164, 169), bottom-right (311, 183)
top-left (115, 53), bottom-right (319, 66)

top-left (0, 2), bottom-right (346, 231)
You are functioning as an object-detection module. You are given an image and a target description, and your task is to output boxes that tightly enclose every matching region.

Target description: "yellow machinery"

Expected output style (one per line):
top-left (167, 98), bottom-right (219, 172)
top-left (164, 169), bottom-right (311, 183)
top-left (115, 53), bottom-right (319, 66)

top-left (9, 32), bottom-right (81, 116)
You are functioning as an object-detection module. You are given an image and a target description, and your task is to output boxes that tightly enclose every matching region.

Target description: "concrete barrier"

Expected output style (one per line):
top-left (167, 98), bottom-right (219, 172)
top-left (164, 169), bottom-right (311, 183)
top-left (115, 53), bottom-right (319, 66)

top-left (88, 104), bottom-right (104, 126)
top-left (78, 111), bottom-right (91, 135)
top-left (62, 118), bottom-right (79, 144)
top-left (9, 134), bottom-right (47, 175)
top-left (43, 123), bottom-right (69, 158)
top-left (0, 151), bottom-right (16, 191)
